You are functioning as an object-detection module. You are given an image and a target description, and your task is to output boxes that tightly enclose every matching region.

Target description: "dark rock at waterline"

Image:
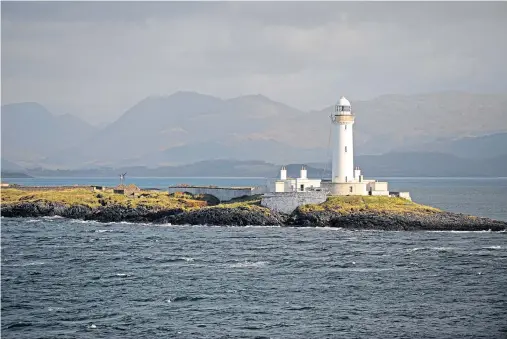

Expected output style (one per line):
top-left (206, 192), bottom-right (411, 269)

top-left (0, 202), bottom-right (66, 218)
top-left (169, 207), bottom-right (286, 226)
top-left (1, 202), bottom-right (506, 231)
top-left (286, 209), bottom-right (507, 231)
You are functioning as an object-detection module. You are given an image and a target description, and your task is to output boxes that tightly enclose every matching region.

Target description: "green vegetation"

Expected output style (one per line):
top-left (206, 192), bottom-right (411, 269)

top-left (1, 188), bottom-right (440, 217)
top-left (0, 189), bottom-right (270, 213)
top-left (0, 188), bottom-right (207, 210)
top-left (299, 196), bottom-right (441, 215)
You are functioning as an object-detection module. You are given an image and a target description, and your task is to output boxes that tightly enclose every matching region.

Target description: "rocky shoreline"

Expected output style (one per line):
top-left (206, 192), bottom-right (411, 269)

top-left (2, 201), bottom-right (506, 231)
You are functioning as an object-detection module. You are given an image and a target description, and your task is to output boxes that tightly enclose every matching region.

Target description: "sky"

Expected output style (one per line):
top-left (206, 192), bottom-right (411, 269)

top-left (2, 1), bottom-right (507, 125)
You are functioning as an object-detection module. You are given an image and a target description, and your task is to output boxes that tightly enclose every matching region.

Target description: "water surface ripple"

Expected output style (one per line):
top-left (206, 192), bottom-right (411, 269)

top-left (2, 218), bottom-right (506, 338)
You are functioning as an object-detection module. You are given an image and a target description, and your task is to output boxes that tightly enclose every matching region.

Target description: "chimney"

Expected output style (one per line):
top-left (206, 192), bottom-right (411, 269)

top-left (300, 165), bottom-right (307, 179)
top-left (280, 166), bottom-right (287, 180)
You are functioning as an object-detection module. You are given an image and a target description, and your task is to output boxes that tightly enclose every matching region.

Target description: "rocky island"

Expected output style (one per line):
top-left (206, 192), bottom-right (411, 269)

top-left (1, 187), bottom-right (506, 231)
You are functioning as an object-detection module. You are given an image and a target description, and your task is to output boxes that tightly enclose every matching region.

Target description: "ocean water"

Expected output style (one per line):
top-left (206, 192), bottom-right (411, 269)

top-left (4, 177), bottom-right (507, 221)
top-left (1, 219), bottom-right (506, 338)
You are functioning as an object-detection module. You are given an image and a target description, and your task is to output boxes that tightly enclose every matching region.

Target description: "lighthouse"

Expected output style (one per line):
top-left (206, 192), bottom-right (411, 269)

top-left (331, 96), bottom-right (355, 183)
top-left (267, 94), bottom-right (411, 201)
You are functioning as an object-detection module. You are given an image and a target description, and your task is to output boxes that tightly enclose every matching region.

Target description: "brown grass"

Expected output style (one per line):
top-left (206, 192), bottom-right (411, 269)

top-left (299, 195), bottom-right (441, 215)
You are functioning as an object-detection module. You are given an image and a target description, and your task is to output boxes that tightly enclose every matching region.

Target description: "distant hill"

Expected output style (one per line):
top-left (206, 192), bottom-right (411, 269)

top-left (356, 152), bottom-right (507, 177)
top-left (1, 158), bottom-right (26, 172)
top-left (310, 92), bottom-right (507, 155)
top-left (42, 92), bottom-right (311, 168)
top-left (134, 138), bottom-right (327, 167)
top-left (393, 132), bottom-right (507, 159)
top-left (3, 91), bottom-right (507, 169)
top-left (1, 172), bottom-right (33, 178)
top-left (1, 102), bottom-right (97, 166)
top-left (23, 152), bottom-right (507, 178)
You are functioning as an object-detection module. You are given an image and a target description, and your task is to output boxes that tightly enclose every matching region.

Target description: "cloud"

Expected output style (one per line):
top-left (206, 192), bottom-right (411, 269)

top-left (1, 2), bottom-right (506, 124)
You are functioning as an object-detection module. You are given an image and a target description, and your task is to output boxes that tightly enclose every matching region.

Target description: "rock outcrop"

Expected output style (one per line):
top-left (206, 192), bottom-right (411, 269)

top-left (1, 201), bottom-right (506, 231)
top-left (286, 208), bottom-right (507, 231)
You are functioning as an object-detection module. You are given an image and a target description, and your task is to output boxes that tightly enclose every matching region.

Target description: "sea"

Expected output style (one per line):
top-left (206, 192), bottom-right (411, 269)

top-left (2, 177), bottom-right (507, 338)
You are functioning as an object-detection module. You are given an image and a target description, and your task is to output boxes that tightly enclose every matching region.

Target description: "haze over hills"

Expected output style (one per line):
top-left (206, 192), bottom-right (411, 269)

top-left (1, 91), bottom-right (507, 173)
top-left (6, 152), bottom-right (506, 179)
top-left (1, 102), bottom-right (97, 166)
top-left (392, 132), bottom-right (507, 159)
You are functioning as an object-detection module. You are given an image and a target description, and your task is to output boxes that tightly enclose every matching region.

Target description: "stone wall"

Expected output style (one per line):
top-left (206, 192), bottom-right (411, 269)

top-left (168, 186), bottom-right (268, 202)
top-left (390, 191), bottom-right (412, 201)
top-left (261, 191), bottom-right (328, 214)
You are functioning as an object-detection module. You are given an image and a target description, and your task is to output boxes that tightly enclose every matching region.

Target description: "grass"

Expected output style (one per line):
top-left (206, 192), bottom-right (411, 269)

top-left (1, 188), bottom-right (440, 216)
top-left (0, 188), bottom-right (207, 210)
top-left (299, 195), bottom-right (441, 215)
top-left (0, 189), bottom-right (270, 213)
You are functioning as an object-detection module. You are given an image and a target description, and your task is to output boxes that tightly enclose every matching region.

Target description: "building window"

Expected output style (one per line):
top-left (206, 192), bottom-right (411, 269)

top-left (300, 184), bottom-right (304, 191)
top-left (349, 186), bottom-right (353, 193)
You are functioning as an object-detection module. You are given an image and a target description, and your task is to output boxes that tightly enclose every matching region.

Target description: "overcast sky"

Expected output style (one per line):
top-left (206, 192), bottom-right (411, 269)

top-left (2, 1), bottom-right (507, 125)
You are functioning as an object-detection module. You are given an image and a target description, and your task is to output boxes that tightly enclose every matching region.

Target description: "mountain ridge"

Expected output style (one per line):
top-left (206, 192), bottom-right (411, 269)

top-left (2, 91), bottom-right (507, 169)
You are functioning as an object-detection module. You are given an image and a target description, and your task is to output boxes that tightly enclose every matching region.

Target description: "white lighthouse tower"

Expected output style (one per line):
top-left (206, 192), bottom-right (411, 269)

top-left (331, 96), bottom-right (355, 183)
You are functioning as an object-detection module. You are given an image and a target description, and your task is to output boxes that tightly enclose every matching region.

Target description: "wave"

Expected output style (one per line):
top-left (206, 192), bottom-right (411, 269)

top-left (115, 273), bottom-right (132, 277)
top-left (427, 230), bottom-right (493, 233)
top-left (482, 245), bottom-right (501, 250)
top-left (229, 261), bottom-right (268, 268)
top-left (408, 247), bottom-right (456, 252)
top-left (3, 261), bottom-right (45, 267)
top-left (170, 296), bottom-right (206, 302)
top-left (159, 257), bottom-right (195, 264)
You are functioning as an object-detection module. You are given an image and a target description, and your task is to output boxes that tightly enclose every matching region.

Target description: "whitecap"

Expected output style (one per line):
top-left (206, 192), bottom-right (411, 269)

top-left (26, 219), bottom-right (41, 223)
top-left (408, 247), bottom-right (456, 252)
top-left (71, 219), bottom-right (101, 224)
top-left (482, 246), bottom-right (501, 250)
top-left (3, 261), bottom-right (46, 267)
top-left (48, 306), bottom-right (64, 312)
top-left (115, 273), bottom-right (131, 277)
top-left (229, 261), bottom-right (268, 268)
top-left (427, 230), bottom-right (492, 233)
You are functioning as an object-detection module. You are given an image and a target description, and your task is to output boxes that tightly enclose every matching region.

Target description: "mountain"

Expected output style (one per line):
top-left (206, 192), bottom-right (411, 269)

top-left (355, 152), bottom-right (507, 177)
top-left (133, 137), bottom-right (327, 167)
top-left (393, 132), bottom-right (507, 159)
top-left (42, 91), bottom-right (310, 168)
top-left (1, 158), bottom-right (26, 172)
top-left (4, 91), bottom-right (507, 169)
top-left (311, 92), bottom-right (507, 154)
top-left (21, 151), bottom-right (507, 178)
top-left (1, 102), bottom-right (97, 166)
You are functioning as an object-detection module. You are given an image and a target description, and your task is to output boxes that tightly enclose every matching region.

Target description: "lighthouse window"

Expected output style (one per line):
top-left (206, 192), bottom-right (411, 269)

top-left (344, 125), bottom-right (347, 130)
top-left (345, 146), bottom-right (348, 152)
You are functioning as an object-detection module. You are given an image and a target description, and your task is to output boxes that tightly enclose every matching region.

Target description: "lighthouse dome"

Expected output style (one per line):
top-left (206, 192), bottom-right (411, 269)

top-left (338, 96), bottom-right (351, 107)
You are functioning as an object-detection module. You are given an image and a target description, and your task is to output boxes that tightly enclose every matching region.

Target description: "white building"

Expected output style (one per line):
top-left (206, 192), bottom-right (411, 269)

top-left (274, 165), bottom-right (322, 192)
top-left (271, 95), bottom-right (411, 200)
